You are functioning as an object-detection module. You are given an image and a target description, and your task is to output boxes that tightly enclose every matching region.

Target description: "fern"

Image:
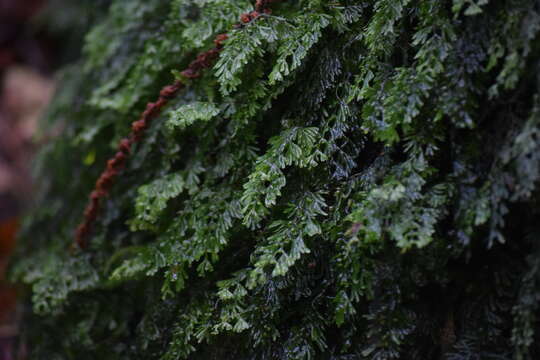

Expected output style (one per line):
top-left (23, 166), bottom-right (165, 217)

top-left (10, 0), bottom-right (540, 359)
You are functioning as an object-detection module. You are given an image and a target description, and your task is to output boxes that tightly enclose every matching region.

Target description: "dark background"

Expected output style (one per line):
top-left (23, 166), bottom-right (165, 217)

top-left (0, 1), bottom-right (106, 358)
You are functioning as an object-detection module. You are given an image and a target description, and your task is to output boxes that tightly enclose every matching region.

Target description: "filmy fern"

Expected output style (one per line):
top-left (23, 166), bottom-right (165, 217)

top-left (9, 0), bottom-right (540, 359)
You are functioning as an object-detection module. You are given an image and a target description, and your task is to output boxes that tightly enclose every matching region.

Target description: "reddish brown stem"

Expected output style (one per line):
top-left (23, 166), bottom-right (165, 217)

top-left (73, 0), bottom-right (281, 250)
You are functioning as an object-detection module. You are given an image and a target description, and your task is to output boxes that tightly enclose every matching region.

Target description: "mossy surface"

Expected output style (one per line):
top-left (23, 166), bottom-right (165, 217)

top-left (10, 0), bottom-right (540, 359)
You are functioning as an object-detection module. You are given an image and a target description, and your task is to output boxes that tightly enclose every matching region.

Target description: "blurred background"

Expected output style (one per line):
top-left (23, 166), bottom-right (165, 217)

top-left (0, 1), bottom-right (106, 358)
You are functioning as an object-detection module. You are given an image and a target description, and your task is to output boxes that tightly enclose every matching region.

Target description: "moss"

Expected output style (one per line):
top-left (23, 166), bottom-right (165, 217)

top-left (10, 0), bottom-right (540, 359)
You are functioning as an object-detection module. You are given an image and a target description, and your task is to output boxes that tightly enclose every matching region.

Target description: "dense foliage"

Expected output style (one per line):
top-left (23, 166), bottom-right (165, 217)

top-left (10, 0), bottom-right (540, 358)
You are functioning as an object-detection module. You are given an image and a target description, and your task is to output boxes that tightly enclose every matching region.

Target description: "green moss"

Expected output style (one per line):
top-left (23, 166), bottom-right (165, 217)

top-left (10, 0), bottom-right (540, 359)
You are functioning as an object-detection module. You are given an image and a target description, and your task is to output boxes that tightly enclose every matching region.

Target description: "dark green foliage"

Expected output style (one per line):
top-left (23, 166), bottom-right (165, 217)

top-left (9, 0), bottom-right (540, 359)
